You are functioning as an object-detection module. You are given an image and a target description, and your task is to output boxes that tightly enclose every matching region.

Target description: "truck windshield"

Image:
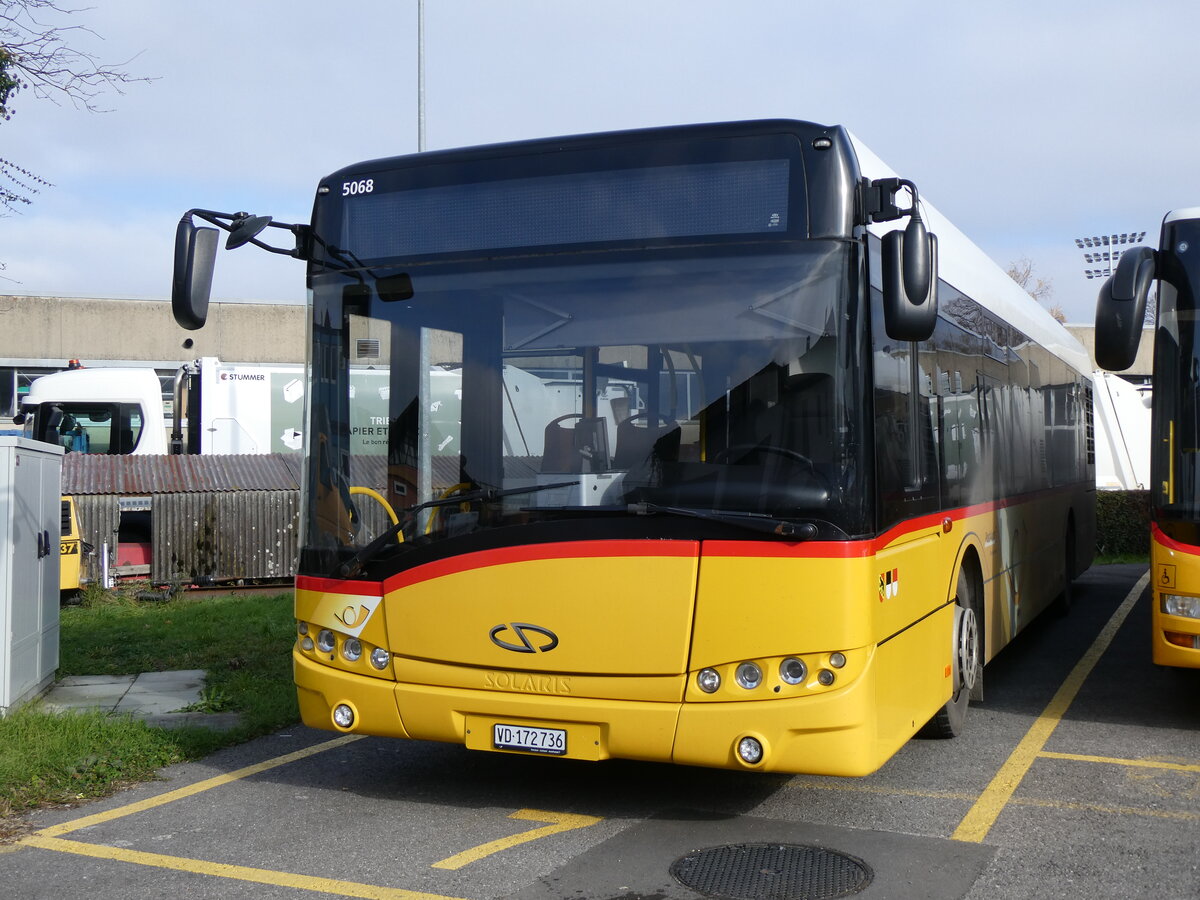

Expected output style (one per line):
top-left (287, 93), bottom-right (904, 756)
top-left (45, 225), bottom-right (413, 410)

top-left (300, 242), bottom-right (867, 576)
top-left (23, 402), bottom-right (144, 454)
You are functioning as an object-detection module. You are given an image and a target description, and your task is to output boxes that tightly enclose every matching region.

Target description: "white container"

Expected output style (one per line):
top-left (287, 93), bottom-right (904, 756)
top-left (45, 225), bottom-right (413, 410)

top-left (0, 436), bottom-right (64, 713)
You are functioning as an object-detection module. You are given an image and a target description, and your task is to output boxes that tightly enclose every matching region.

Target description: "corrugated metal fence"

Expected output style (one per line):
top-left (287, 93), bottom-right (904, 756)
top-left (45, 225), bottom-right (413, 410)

top-left (65, 454), bottom-right (306, 584)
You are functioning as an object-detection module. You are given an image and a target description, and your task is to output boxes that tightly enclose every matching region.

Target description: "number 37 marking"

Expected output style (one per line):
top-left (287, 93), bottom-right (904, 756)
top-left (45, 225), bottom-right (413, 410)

top-left (431, 808), bottom-right (602, 870)
top-left (342, 179), bottom-right (374, 196)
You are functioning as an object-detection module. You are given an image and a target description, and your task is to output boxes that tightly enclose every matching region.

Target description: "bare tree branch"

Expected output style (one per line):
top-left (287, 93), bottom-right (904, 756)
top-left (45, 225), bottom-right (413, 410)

top-left (1, 1), bottom-right (154, 116)
top-left (1007, 256), bottom-right (1064, 322)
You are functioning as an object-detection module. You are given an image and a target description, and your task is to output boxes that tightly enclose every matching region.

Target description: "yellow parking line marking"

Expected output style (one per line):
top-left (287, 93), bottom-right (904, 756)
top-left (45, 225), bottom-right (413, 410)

top-left (788, 779), bottom-right (977, 802)
top-left (786, 775), bottom-right (1200, 823)
top-left (21, 834), bottom-right (465, 900)
top-left (1039, 751), bottom-right (1200, 773)
top-left (431, 808), bottom-right (602, 870)
top-left (1009, 796), bottom-right (1200, 822)
top-left (33, 734), bottom-right (365, 838)
top-left (952, 570), bottom-right (1150, 843)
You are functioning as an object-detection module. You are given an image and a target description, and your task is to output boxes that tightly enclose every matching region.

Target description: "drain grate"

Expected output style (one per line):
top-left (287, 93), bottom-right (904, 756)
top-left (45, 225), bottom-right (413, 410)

top-left (670, 843), bottom-right (872, 900)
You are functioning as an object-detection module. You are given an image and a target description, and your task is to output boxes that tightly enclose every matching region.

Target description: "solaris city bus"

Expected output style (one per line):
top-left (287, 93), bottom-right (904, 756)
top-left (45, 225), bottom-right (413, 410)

top-left (1096, 208), bottom-right (1200, 668)
top-left (172, 119), bottom-right (1095, 775)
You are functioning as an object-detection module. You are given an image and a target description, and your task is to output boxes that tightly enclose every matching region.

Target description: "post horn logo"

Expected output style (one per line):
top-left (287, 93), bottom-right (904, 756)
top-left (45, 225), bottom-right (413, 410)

top-left (489, 623), bottom-right (559, 653)
top-left (335, 604), bottom-right (370, 629)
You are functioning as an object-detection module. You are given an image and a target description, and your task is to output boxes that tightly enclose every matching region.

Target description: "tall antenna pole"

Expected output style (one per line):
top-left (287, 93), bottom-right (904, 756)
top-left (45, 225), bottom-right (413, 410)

top-left (417, 0), bottom-right (426, 151)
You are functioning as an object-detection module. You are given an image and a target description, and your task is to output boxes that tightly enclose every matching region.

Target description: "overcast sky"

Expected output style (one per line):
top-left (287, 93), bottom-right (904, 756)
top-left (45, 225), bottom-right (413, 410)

top-left (2, 1), bottom-right (1196, 325)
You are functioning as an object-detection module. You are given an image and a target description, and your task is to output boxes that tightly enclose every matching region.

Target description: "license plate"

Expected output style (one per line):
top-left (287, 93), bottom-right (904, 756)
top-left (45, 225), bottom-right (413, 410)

top-left (493, 724), bottom-right (567, 755)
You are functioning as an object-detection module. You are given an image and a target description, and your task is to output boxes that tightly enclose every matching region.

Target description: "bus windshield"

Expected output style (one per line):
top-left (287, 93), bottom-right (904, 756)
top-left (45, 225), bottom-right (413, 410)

top-left (302, 241), bottom-right (865, 575)
top-left (1153, 216), bottom-right (1200, 536)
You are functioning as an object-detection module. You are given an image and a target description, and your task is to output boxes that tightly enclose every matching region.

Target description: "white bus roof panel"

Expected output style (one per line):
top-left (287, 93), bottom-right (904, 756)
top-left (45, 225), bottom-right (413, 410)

top-left (850, 134), bottom-right (1091, 376)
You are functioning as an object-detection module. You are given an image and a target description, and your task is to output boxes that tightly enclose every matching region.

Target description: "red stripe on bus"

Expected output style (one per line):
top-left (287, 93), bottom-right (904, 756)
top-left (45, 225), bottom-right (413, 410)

top-left (302, 486), bottom-right (1086, 593)
top-left (1151, 522), bottom-right (1200, 555)
top-left (295, 575), bottom-right (383, 597)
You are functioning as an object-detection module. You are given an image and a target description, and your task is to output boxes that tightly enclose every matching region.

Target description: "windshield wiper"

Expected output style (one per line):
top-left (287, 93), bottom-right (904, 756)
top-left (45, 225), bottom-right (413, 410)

top-left (626, 502), bottom-right (818, 539)
top-left (333, 480), bottom-right (580, 578)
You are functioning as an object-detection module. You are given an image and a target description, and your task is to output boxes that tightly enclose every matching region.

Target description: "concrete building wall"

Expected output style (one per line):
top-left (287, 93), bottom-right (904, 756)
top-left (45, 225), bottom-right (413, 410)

top-left (1065, 324), bottom-right (1154, 381)
top-left (0, 295), bottom-right (305, 367)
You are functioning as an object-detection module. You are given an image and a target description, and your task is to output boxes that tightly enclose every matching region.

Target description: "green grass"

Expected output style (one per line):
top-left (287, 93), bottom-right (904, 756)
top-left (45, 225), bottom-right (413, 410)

top-left (1, 586), bottom-right (298, 836)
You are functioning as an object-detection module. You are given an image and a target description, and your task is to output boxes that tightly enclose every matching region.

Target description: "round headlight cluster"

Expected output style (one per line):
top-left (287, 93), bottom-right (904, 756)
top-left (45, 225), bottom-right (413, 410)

top-left (342, 637), bottom-right (363, 662)
top-left (316, 629), bottom-right (335, 654)
top-left (696, 652), bottom-right (849, 696)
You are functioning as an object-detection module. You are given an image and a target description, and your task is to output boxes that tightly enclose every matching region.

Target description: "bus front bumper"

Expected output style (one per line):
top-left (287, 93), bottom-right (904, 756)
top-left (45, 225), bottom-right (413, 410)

top-left (1153, 614), bottom-right (1200, 667)
top-left (294, 650), bottom-right (888, 776)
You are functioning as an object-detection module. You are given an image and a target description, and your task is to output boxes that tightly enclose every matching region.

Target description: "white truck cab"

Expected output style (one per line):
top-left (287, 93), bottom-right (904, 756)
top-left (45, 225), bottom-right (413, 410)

top-left (18, 367), bottom-right (167, 455)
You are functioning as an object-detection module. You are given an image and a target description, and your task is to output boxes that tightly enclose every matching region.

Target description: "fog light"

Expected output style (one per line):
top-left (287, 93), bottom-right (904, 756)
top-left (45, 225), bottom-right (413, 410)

top-left (817, 669), bottom-right (835, 686)
top-left (737, 736), bottom-right (764, 764)
top-left (1162, 594), bottom-right (1200, 619)
top-left (301, 636), bottom-right (314, 651)
top-left (1164, 631), bottom-right (1200, 649)
top-left (297, 621), bottom-right (309, 635)
top-left (317, 629), bottom-right (335, 653)
top-left (735, 662), bottom-right (763, 690)
top-left (779, 657), bottom-right (807, 685)
top-left (342, 637), bottom-right (363, 662)
top-left (829, 652), bottom-right (846, 668)
top-left (370, 647), bottom-right (390, 670)
top-left (697, 668), bottom-right (721, 693)
top-left (333, 704), bottom-right (355, 728)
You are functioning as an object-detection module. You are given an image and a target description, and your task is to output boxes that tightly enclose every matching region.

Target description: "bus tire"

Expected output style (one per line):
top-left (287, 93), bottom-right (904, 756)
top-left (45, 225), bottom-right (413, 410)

top-left (1053, 522), bottom-right (1076, 617)
top-left (918, 565), bottom-right (981, 739)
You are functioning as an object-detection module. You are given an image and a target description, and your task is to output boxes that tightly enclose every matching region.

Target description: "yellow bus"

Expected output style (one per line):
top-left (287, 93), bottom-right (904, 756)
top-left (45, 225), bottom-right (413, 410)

top-left (172, 120), bottom-right (1095, 775)
top-left (1096, 209), bottom-right (1200, 667)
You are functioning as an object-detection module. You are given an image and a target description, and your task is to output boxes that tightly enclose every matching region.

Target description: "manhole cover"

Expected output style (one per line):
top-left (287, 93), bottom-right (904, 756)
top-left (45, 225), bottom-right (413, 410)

top-left (670, 843), bottom-right (872, 900)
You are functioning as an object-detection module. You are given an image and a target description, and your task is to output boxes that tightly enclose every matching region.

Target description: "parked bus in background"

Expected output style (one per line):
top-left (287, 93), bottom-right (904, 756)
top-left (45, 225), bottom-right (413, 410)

top-left (172, 119), bottom-right (1095, 775)
top-left (1096, 208), bottom-right (1200, 668)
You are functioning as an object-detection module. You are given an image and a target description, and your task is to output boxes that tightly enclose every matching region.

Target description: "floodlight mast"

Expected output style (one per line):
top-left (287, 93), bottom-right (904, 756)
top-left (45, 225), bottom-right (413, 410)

top-left (1075, 230), bottom-right (1147, 280)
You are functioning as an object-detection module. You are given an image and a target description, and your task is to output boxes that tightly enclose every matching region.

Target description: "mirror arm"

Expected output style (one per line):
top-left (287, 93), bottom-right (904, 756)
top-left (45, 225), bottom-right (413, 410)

top-left (245, 222), bottom-right (311, 258)
top-left (184, 209), bottom-right (308, 259)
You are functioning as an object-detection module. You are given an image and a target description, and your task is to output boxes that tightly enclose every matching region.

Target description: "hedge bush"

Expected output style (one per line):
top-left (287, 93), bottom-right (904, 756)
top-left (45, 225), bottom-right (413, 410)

top-left (1095, 490), bottom-right (1151, 557)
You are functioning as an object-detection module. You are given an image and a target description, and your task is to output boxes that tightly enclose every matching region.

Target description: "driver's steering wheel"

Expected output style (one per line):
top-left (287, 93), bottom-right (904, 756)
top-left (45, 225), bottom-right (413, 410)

top-left (713, 443), bottom-right (815, 471)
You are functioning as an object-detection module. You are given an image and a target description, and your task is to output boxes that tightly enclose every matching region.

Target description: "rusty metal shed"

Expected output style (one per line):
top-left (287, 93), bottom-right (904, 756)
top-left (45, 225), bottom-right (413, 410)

top-left (63, 454), bottom-right (304, 585)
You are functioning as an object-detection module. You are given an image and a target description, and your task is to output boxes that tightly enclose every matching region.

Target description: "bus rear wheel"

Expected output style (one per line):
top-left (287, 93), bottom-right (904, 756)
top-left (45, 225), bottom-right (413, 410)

top-left (918, 566), bottom-right (981, 739)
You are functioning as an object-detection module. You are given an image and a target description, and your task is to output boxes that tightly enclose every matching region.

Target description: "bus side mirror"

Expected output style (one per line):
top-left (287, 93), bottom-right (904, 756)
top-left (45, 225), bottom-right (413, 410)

top-left (882, 222), bottom-right (938, 342)
top-left (1095, 245), bottom-right (1156, 371)
top-left (172, 215), bottom-right (219, 331)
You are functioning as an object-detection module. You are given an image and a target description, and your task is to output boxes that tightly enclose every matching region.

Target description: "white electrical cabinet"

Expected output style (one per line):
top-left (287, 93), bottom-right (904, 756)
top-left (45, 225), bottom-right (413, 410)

top-left (0, 437), bottom-right (64, 713)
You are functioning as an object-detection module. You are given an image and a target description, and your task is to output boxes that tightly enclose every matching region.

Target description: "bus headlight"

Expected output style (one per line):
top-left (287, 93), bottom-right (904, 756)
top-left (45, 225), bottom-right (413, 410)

top-left (697, 668), bottom-right (721, 693)
top-left (735, 662), bottom-right (762, 690)
top-left (316, 629), bottom-right (335, 653)
top-left (342, 637), bottom-right (363, 662)
top-left (370, 647), bottom-right (391, 670)
top-left (779, 657), bottom-right (807, 685)
top-left (1162, 594), bottom-right (1200, 619)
